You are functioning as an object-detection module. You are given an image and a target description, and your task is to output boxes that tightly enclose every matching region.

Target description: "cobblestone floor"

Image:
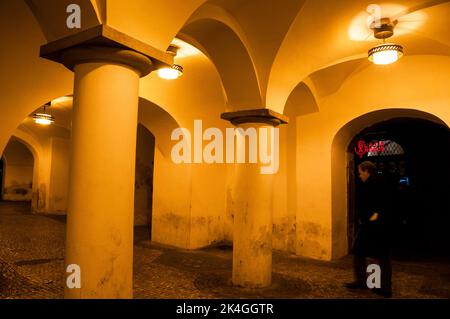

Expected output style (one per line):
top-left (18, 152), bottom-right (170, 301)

top-left (1, 201), bottom-right (449, 299)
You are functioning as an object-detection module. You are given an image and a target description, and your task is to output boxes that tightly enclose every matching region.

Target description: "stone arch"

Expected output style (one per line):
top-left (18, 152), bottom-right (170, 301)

top-left (8, 134), bottom-right (41, 168)
top-left (1, 137), bottom-right (36, 202)
top-left (267, 1), bottom-right (450, 112)
top-left (25, 0), bottom-right (101, 42)
top-left (7, 133), bottom-right (44, 210)
top-left (273, 81), bottom-right (319, 252)
top-left (135, 97), bottom-right (181, 240)
top-left (180, 13), bottom-right (262, 109)
top-left (137, 97), bottom-right (194, 247)
top-left (97, 0), bottom-right (208, 51)
top-left (331, 108), bottom-right (449, 258)
top-left (290, 54), bottom-right (450, 260)
top-left (284, 82), bottom-right (319, 116)
top-left (26, 0), bottom-right (212, 51)
top-left (134, 123), bottom-right (155, 239)
top-left (0, 1), bottom-right (74, 154)
top-left (138, 97), bottom-right (182, 158)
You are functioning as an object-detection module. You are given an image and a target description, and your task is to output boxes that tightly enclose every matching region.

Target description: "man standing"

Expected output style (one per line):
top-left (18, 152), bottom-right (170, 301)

top-left (346, 161), bottom-right (393, 298)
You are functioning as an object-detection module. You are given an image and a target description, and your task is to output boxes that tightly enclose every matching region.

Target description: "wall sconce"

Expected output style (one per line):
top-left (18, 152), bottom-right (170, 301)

top-left (158, 45), bottom-right (184, 80)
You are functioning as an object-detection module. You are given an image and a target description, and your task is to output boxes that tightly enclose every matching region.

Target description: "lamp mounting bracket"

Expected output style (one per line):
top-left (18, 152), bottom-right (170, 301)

top-left (370, 17), bottom-right (398, 39)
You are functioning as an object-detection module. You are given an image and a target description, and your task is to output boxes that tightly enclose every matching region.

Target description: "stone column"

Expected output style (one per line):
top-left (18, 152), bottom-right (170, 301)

top-left (221, 109), bottom-right (288, 288)
top-left (40, 26), bottom-right (172, 298)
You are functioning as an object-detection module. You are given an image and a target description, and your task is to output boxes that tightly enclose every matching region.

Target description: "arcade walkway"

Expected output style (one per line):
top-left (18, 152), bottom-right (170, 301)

top-left (0, 202), bottom-right (448, 299)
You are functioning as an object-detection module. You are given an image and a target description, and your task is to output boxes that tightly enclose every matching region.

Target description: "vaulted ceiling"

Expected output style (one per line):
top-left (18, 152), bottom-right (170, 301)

top-left (23, 0), bottom-right (450, 111)
top-left (1, 0), bottom-right (449, 153)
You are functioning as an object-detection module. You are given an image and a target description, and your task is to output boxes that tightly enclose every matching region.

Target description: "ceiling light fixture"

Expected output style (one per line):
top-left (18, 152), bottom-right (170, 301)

top-left (368, 18), bottom-right (404, 65)
top-left (33, 102), bottom-right (55, 126)
top-left (158, 45), bottom-right (184, 80)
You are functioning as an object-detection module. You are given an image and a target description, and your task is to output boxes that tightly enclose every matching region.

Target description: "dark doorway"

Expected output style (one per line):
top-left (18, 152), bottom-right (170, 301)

top-left (0, 140), bottom-right (34, 202)
top-left (134, 124), bottom-right (155, 242)
top-left (0, 157), bottom-right (4, 201)
top-left (348, 118), bottom-right (450, 261)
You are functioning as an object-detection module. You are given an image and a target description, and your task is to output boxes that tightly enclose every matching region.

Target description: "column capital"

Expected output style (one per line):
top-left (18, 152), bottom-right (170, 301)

top-left (221, 108), bottom-right (289, 127)
top-left (40, 25), bottom-right (173, 77)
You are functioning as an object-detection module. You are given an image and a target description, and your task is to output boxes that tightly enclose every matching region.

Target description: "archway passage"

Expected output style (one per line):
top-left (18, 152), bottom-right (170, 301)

top-left (1, 139), bottom-right (34, 202)
top-left (134, 124), bottom-right (155, 242)
top-left (348, 118), bottom-right (450, 261)
top-left (0, 157), bottom-right (4, 199)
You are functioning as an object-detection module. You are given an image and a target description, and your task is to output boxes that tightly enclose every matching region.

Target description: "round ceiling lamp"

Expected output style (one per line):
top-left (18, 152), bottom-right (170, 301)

top-left (158, 64), bottom-right (184, 80)
top-left (368, 18), bottom-right (404, 65)
top-left (368, 43), bottom-right (403, 65)
top-left (32, 102), bottom-right (55, 126)
top-left (158, 45), bottom-right (184, 80)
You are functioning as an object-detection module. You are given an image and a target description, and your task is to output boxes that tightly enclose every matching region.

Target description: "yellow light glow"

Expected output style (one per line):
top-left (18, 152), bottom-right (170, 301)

top-left (34, 118), bottom-right (52, 125)
top-left (368, 43), bottom-right (403, 65)
top-left (348, 4), bottom-right (426, 42)
top-left (158, 68), bottom-right (179, 80)
top-left (370, 49), bottom-right (400, 65)
top-left (33, 113), bottom-right (54, 125)
top-left (171, 38), bottom-right (201, 58)
top-left (157, 65), bottom-right (183, 80)
top-left (51, 95), bottom-right (72, 106)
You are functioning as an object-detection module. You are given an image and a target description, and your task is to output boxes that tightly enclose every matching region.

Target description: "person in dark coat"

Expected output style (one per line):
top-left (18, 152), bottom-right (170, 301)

top-left (345, 161), bottom-right (393, 298)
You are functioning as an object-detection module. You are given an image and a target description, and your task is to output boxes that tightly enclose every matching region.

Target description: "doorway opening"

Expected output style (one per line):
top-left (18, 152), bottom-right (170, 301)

top-left (134, 124), bottom-right (155, 242)
top-left (348, 117), bottom-right (450, 261)
top-left (0, 139), bottom-right (34, 202)
top-left (0, 157), bottom-right (4, 200)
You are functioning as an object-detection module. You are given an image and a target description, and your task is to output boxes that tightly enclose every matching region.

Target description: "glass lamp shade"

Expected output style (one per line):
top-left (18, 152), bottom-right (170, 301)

top-left (368, 43), bottom-right (403, 65)
top-left (33, 113), bottom-right (55, 125)
top-left (157, 64), bottom-right (184, 80)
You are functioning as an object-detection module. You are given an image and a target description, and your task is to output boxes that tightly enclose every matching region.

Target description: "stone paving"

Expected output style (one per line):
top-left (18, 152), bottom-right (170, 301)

top-left (1, 201), bottom-right (449, 299)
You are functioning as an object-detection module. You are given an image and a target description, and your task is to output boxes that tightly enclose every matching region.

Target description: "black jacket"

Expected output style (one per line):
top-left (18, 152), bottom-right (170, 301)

top-left (358, 174), bottom-right (393, 227)
top-left (353, 174), bottom-right (393, 258)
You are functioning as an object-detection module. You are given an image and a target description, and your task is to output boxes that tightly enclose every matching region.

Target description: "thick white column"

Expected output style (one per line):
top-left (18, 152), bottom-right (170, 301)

top-left (39, 26), bottom-right (172, 298)
top-left (222, 109), bottom-right (288, 288)
top-left (62, 47), bottom-right (152, 298)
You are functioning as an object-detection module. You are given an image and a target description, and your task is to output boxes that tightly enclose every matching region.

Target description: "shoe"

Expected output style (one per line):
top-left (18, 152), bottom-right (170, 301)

top-left (345, 282), bottom-right (368, 290)
top-left (372, 288), bottom-right (392, 298)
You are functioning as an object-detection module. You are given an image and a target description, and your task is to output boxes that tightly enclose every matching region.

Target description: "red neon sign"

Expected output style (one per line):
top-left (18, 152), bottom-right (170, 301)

top-left (354, 140), bottom-right (385, 158)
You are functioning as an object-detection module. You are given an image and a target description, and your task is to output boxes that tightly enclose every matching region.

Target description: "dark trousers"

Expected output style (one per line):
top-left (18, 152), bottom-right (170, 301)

top-left (353, 253), bottom-right (392, 291)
